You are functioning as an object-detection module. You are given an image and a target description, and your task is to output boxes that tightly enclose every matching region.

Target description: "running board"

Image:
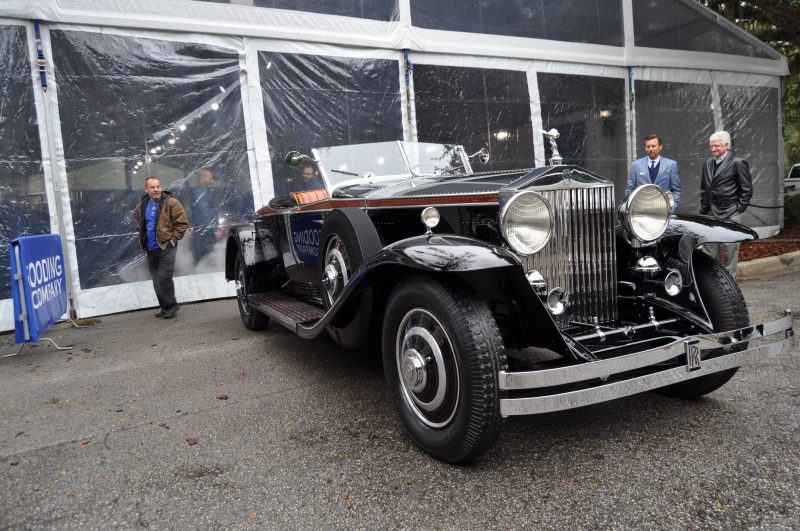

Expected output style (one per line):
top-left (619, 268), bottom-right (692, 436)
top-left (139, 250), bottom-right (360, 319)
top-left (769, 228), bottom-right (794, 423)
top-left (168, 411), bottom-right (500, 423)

top-left (249, 292), bottom-right (323, 333)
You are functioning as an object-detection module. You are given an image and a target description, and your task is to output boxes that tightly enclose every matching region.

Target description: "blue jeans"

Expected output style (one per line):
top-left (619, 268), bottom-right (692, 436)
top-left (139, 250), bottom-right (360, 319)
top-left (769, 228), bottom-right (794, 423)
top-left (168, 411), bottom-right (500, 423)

top-left (146, 245), bottom-right (177, 309)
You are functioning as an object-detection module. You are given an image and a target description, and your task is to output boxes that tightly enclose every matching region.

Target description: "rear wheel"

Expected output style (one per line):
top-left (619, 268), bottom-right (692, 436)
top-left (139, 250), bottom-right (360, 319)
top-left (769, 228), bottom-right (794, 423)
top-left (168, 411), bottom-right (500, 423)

top-left (659, 252), bottom-right (748, 398)
top-left (382, 276), bottom-right (507, 463)
top-left (235, 254), bottom-right (269, 331)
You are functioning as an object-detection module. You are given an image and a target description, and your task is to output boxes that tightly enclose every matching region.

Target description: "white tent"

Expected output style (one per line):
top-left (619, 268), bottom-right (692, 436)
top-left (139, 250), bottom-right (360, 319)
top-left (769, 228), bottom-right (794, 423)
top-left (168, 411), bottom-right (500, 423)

top-left (0, 0), bottom-right (788, 330)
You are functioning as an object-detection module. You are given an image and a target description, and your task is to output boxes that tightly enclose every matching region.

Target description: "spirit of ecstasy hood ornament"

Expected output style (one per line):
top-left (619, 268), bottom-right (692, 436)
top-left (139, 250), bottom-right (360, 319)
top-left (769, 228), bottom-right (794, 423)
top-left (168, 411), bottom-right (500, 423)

top-left (540, 128), bottom-right (563, 166)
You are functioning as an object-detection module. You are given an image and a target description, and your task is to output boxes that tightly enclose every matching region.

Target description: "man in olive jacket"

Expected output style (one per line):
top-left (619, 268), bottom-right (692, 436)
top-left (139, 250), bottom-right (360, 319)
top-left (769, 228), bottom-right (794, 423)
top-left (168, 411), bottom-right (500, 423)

top-left (700, 130), bottom-right (753, 278)
top-left (135, 176), bottom-right (189, 319)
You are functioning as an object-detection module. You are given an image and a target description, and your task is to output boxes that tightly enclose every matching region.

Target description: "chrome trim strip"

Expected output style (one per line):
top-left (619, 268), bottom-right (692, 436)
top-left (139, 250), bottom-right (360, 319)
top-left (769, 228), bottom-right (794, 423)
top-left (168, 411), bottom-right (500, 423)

top-left (499, 334), bottom-right (795, 416)
top-left (364, 201), bottom-right (498, 209)
top-left (499, 311), bottom-right (793, 390)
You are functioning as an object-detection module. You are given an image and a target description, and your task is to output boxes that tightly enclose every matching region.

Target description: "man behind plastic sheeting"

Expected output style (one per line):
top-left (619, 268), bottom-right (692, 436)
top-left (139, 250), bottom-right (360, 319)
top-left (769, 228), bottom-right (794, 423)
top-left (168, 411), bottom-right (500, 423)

top-left (190, 168), bottom-right (224, 262)
top-left (135, 176), bottom-right (188, 319)
top-left (292, 163), bottom-right (325, 192)
top-left (625, 134), bottom-right (682, 213)
top-left (699, 130), bottom-right (753, 279)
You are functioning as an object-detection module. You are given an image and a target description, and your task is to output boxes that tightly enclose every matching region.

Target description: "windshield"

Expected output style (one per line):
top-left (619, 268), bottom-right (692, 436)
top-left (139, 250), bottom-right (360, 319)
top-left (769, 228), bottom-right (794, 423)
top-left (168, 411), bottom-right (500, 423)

top-left (311, 141), bottom-right (472, 188)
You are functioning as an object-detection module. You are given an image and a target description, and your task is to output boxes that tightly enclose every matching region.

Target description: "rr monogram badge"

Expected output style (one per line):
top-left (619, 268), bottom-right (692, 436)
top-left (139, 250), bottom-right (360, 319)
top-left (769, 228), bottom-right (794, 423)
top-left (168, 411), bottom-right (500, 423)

top-left (684, 339), bottom-right (701, 372)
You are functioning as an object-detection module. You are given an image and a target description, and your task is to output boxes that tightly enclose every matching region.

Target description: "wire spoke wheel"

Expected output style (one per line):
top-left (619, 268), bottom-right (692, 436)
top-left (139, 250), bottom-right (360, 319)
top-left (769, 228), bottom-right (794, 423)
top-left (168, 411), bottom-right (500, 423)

top-left (321, 235), bottom-right (351, 306)
top-left (235, 258), bottom-right (250, 318)
top-left (235, 254), bottom-right (268, 331)
top-left (317, 209), bottom-right (382, 310)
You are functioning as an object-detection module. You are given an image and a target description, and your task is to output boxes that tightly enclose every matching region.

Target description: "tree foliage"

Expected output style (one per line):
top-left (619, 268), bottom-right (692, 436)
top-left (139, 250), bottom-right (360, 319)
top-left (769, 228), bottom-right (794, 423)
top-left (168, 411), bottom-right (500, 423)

top-left (698, 0), bottom-right (800, 167)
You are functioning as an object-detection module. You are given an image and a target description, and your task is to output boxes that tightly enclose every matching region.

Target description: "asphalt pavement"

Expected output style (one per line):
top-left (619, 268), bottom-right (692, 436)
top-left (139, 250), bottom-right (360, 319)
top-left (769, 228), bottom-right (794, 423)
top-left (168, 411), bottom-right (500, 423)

top-left (1, 271), bottom-right (798, 529)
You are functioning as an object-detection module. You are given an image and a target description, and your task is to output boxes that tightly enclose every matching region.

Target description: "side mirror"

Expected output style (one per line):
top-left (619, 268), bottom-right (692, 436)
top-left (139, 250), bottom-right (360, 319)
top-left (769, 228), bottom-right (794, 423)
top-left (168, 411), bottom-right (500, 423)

top-left (285, 151), bottom-right (306, 168)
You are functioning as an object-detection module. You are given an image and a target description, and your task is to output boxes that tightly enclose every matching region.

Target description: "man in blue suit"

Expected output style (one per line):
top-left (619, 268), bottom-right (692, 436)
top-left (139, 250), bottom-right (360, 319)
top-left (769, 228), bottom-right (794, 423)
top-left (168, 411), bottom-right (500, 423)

top-left (625, 134), bottom-right (682, 213)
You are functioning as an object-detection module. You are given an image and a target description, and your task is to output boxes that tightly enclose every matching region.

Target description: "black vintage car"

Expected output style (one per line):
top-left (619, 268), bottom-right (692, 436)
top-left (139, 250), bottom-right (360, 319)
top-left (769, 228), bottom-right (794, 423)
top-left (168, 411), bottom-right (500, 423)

top-left (225, 138), bottom-right (794, 463)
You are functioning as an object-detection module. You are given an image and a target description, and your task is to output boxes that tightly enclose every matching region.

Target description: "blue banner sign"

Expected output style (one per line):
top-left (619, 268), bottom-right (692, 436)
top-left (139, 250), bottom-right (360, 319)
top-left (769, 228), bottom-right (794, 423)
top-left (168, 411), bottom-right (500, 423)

top-left (290, 213), bottom-right (323, 265)
top-left (10, 234), bottom-right (68, 343)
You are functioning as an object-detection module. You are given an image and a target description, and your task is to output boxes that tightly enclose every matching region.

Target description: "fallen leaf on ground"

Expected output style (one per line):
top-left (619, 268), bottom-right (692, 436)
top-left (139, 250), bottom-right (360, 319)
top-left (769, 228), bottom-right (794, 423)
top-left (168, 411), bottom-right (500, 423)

top-left (79, 441), bottom-right (90, 449)
top-left (15, 430), bottom-right (24, 438)
top-left (186, 436), bottom-right (199, 446)
top-left (216, 394), bottom-right (229, 400)
top-left (158, 422), bottom-right (170, 429)
top-left (9, 459), bottom-right (19, 466)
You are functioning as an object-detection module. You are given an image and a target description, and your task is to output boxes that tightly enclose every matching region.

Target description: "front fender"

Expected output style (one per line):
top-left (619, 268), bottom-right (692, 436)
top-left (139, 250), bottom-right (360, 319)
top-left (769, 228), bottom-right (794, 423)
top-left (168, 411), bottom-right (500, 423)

top-left (382, 234), bottom-right (521, 271)
top-left (300, 234), bottom-right (576, 358)
top-left (661, 214), bottom-right (757, 263)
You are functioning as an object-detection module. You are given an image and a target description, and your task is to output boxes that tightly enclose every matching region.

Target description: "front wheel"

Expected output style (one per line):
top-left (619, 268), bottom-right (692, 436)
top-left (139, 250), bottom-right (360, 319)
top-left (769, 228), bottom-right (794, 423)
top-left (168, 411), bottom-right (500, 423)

top-left (382, 276), bottom-right (507, 463)
top-left (659, 252), bottom-right (748, 398)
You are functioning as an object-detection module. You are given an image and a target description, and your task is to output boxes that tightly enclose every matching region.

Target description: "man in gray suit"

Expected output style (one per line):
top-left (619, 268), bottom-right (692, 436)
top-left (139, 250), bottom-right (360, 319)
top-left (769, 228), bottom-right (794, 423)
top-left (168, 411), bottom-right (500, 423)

top-left (626, 134), bottom-right (681, 213)
top-left (700, 130), bottom-right (753, 278)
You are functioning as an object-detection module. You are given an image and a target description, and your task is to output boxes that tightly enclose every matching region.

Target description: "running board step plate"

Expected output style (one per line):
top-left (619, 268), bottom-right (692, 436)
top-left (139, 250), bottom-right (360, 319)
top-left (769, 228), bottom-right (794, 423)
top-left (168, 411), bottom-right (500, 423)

top-left (249, 292), bottom-right (323, 332)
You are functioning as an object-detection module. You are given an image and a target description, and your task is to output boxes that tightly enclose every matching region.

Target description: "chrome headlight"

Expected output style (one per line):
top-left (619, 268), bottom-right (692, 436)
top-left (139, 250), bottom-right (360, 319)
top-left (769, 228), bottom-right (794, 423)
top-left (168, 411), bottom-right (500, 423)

top-left (500, 191), bottom-right (553, 255)
top-left (619, 185), bottom-right (670, 242)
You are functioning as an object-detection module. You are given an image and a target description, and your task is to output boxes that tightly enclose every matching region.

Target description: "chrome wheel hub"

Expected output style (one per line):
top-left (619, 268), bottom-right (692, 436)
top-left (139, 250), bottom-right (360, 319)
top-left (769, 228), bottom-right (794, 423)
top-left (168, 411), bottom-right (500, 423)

top-left (401, 349), bottom-right (428, 392)
top-left (322, 264), bottom-right (339, 292)
top-left (395, 308), bottom-right (459, 428)
top-left (235, 269), bottom-right (249, 316)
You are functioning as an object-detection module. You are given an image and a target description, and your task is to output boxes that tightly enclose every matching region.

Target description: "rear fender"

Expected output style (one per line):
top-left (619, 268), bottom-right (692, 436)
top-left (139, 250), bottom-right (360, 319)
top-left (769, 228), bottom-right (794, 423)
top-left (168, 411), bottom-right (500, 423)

top-left (225, 222), bottom-right (285, 292)
top-left (225, 224), bottom-right (260, 281)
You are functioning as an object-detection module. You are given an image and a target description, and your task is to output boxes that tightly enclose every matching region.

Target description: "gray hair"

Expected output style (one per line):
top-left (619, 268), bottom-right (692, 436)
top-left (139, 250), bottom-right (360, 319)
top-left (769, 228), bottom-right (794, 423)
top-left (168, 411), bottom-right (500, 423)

top-left (709, 131), bottom-right (731, 147)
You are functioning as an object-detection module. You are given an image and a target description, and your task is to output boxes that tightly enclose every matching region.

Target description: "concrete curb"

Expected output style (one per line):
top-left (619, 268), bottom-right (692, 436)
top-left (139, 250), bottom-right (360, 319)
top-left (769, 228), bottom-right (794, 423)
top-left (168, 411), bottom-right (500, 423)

top-left (738, 250), bottom-right (800, 281)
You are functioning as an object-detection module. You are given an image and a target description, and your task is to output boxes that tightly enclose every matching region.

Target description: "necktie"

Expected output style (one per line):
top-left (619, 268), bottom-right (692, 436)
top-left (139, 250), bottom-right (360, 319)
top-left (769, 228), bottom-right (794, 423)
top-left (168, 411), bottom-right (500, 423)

top-left (648, 160), bottom-right (658, 183)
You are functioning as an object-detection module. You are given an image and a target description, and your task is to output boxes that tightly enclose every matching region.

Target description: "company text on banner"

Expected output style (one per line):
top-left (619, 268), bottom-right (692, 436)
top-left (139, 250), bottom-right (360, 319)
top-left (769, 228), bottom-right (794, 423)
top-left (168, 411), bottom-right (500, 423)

top-left (10, 234), bottom-right (68, 344)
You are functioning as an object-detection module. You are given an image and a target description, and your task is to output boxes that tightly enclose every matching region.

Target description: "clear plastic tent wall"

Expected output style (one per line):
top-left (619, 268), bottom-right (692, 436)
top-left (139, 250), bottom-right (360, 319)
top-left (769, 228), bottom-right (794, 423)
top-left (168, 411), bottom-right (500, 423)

top-left (0, 0), bottom-right (788, 331)
top-left (0, 24), bottom-right (52, 323)
top-left (51, 30), bottom-right (253, 290)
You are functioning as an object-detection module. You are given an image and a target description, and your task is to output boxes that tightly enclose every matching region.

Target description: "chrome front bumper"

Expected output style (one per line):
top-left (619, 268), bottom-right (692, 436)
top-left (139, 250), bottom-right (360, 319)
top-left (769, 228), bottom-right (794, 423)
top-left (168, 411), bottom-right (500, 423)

top-left (499, 310), bottom-right (794, 417)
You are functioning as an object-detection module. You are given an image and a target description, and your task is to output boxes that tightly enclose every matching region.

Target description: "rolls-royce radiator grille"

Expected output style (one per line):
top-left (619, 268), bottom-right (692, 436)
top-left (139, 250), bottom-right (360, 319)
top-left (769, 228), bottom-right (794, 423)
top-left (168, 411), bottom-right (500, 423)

top-left (523, 184), bottom-right (617, 329)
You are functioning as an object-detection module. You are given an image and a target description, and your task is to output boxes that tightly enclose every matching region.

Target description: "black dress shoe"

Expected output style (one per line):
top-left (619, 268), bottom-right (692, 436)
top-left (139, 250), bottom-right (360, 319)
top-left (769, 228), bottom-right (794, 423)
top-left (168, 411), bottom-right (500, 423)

top-left (155, 309), bottom-right (166, 318)
top-left (162, 308), bottom-right (177, 319)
